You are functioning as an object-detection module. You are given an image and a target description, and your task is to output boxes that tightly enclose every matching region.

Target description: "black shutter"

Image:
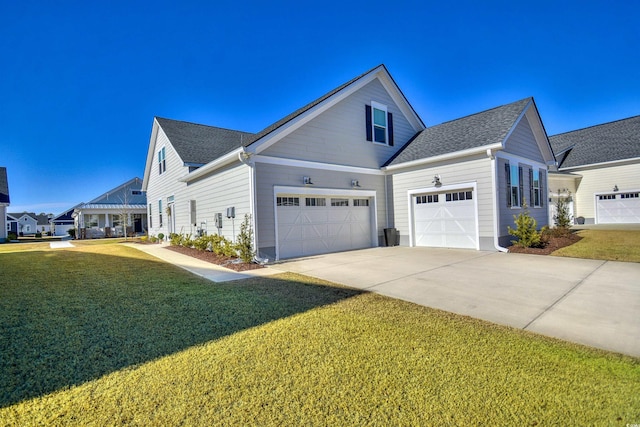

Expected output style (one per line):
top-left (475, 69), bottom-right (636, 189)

top-left (387, 112), bottom-right (394, 146)
top-left (505, 163), bottom-right (511, 208)
top-left (540, 169), bottom-right (545, 207)
top-left (518, 166), bottom-right (524, 207)
top-left (365, 105), bottom-right (372, 141)
top-left (529, 168), bottom-right (533, 208)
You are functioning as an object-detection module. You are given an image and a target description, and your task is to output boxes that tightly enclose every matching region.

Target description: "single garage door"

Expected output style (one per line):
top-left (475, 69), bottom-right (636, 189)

top-left (413, 189), bottom-right (477, 249)
top-left (277, 195), bottom-right (373, 259)
top-left (596, 192), bottom-right (640, 224)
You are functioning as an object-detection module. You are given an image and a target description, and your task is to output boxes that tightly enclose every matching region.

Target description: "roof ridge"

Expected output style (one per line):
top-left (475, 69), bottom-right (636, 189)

top-left (437, 97), bottom-right (532, 127)
top-left (550, 114), bottom-right (640, 138)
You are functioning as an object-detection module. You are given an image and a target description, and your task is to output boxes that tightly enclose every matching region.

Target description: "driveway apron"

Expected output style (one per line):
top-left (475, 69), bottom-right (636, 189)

top-left (271, 247), bottom-right (640, 357)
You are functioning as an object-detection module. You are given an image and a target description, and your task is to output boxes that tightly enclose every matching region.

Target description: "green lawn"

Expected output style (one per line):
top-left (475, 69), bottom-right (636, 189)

top-left (552, 229), bottom-right (640, 262)
top-left (1, 242), bottom-right (638, 425)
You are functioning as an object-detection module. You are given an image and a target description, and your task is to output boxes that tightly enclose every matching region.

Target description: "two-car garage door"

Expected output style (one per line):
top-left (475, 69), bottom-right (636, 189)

top-left (412, 188), bottom-right (478, 249)
top-left (276, 194), bottom-right (374, 259)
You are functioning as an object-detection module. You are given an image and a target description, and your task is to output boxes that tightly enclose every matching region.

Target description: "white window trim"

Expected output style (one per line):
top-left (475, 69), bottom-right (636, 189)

top-left (158, 147), bottom-right (166, 175)
top-left (371, 101), bottom-right (388, 146)
top-left (407, 182), bottom-right (479, 249)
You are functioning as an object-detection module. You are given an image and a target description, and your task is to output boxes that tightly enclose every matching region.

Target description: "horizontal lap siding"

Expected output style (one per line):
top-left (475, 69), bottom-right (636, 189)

top-left (505, 116), bottom-right (544, 163)
top-left (571, 163), bottom-right (640, 221)
top-left (261, 79), bottom-right (417, 169)
top-left (255, 162), bottom-right (386, 252)
top-left (391, 156), bottom-right (493, 244)
top-left (184, 163), bottom-right (251, 240)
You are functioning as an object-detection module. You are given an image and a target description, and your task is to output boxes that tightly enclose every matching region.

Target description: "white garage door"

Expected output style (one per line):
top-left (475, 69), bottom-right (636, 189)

top-left (596, 192), bottom-right (640, 224)
top-left (277, 195), bottom-right (373, 259)
top-left (413, 189), bottom-right (477, 249)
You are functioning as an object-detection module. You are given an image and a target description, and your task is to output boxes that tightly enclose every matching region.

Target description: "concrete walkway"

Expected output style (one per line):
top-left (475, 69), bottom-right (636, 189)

top-left (126, 242), bottom-right (639, 357)
top-left (269, 247), bottom-right (640, 357)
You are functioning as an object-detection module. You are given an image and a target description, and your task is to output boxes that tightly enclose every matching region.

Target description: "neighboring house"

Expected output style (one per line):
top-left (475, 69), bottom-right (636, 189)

top-left (6, 214), bottom-right (18, 236)
top-left (51, 204), bottom-right (80, 236)
top-left (73, 178), bottom-right (148, 238)
top-left (35, 213), bottom-right (52, 234)
top-left (10, 212), bottom-right (38, 236)
top-left (142, 64), bottom-right (554, 260)
top-left (0, 167), bottom-right (9, 242)
top-left (548, 116), bottom-right (640, 224)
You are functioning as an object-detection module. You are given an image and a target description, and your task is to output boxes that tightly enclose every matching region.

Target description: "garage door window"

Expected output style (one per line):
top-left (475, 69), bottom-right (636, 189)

top-left (305, 197), bottom-right (326, 207)
top-left (353, 199), bottom-right (370, 207)
top-left (621, 193), bottom-right (639, 199)
top-left (331, 198), bottom-right (349, 206)
top-left (445, 191), bottom-right (472, 202)
top-left (277, 197), bottom-right (299, 206)
top-left (416, 195), bottom-right (438, 204)
top-left (599, 194), bottom-right (616, 200)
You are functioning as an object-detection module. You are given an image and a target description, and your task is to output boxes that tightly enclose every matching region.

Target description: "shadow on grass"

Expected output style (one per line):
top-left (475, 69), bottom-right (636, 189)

top-left (0, 247), bottom-right (363, 408)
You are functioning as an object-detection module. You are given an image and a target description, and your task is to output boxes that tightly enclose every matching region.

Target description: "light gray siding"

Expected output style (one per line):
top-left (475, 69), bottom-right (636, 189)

top-left (261, 79), bottom-right (418, 169)
top-left (504, 116), bottom-right (545, 163)
top-left (389, 155), bottom-right (495, 250)
top-left (254, 161), bottom-right (386, 259)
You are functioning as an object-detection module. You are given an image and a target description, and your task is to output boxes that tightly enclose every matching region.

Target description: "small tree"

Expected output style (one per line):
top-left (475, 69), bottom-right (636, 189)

top-left (508, 199), bottom-right (541, 248)
top-left (236, 214), bottom-right (254, 263)
top-left (553, 189), bottom-right (573, 229)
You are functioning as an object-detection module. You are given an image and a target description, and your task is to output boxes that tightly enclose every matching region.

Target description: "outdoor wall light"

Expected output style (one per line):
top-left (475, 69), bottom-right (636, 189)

top-left (433, 175), bottom-right (441, 186)
top-left (613, 185), bottom-right (619, 192)
top-left (303, 176), bottom-right (314, 185)
top-left (351, 179), bottom-right (361, 188)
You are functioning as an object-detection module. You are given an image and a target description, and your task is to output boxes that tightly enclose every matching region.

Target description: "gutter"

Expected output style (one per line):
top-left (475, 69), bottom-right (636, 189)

top-left (488, 148), bottom-right (508, 252)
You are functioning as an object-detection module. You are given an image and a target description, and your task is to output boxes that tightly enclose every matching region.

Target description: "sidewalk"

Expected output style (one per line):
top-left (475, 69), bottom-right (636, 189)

top-left (125, 243), bottom-right (281, 282)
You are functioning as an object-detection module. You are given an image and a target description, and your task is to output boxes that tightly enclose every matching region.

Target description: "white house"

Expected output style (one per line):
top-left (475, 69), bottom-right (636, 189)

top-left (548, 116), bottom-right (640, 224)
top-left (142, 65), bottom-right (554, 260)
top-left (0, 167), bottom-right (9, 242)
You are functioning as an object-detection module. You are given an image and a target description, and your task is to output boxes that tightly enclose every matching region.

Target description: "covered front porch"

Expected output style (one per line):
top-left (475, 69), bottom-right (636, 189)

top-left (73, 204), bottom-right (147, 239)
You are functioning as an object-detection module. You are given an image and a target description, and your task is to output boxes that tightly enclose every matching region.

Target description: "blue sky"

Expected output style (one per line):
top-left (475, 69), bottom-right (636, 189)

top-left (1, 0), bottom-right (638, 214)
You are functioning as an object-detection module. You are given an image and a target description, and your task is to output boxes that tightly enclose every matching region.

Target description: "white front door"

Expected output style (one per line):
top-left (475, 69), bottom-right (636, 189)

top-left (596, 192), bottom-right (640, 224)
top-left (413, 189), bottom-right (478, 249)
top-left (276, 195), bottom-right (373, 259)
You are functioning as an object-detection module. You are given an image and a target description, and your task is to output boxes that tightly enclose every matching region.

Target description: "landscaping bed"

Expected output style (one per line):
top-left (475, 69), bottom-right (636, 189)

top-left (508, 232), bottom-right (582, 255)
top-left (165, 244), bottom-right (264, 271)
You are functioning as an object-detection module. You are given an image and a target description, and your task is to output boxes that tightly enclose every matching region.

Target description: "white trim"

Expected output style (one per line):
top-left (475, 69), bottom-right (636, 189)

top-left (494, 151), bottom-right (549, 170)
top-left (406, 182), bottom-right (479, 249)
top-left (180, 148), bottom-right (244, 183)
top-left (559, 156), bottom-right (640, 172)
top-left (273, 185), bottom-right (378, 261)
top-left (142, 120), bottom-right (160, 190)
top-left (370, 100), bottom-right (389, 146)
top-left (253, 155), bottom-right (385, 175)
top-left (383, 143), bottom-right (503, 171)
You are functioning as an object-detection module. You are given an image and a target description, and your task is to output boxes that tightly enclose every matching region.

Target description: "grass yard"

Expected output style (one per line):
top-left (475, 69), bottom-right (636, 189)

top-left (552, 229), bottom-right (640, 262)
top-left (0, 242), bottom-right (638, 425)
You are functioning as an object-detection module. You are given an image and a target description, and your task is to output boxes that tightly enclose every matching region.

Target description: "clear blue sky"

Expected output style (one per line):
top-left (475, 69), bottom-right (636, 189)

top-left (1, 0), bottom-right (638, 214)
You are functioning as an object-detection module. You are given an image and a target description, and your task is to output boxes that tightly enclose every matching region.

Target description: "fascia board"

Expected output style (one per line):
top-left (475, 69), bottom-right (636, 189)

top-left (559, 156), bottom-right (640, 171)
top-left (383, 143), bottom-right (502, 172)
top-left (253, 155), bottom-right (384, 175)
top-left (179, 148), bottom-right (244, 183)
top-left (142, 119), bottom-right (160, 190)
top-left (524, 104), bottom-right (556, 164)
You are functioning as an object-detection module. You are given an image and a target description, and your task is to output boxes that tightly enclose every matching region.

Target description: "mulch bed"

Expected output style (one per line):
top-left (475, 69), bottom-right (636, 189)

top-left (164, 245), bottom-right (264, 271)
top-left (507, 233), bottom-right (582, 255)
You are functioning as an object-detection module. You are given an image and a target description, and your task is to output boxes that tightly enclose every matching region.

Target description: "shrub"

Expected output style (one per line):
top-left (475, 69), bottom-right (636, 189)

top-left (553, 189), bottom-right (573, 229)
top-left (182, 234), bottom-right (194, 248)
top-left (68, 228), bottom-right (76, 239)
top-left (508, 200), bottom-right (542, 248)
top-left (149, 235), bottom-right (158, 243)
top-left (140, 236), bottom-right (148, 242)
top-left (157, 233), bottom-right (165, 241)
top-left (7, 232), bottom-right (17, 241)
top-left (193, 235), bottom-right (210, 251)
top-left (169, 233), bottom-right (182, 246)
top-left (236, 214), bottom-right (254, 263)
top-left (220, 238), bottom-right (238, 257)
top-left (35, 232), bottom-right (42, 238)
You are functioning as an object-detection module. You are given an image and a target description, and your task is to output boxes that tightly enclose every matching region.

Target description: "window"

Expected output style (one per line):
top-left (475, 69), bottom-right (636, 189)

top-left (621, 193), bottom-right (639, 199)
top-left (445, 191), bottom-right (472, 202)
top-left (353, 199), bottom-right (370, 207)
top-left (131, 190), bottom-right (142, 195)
top-left (416, 195), bottom-right (438, 204)
top-left (331, 198), bottom-right (349, 206)
top-left (158, 147), bottom-right (166, 175)
top-left (305, 197), bottom-right (326, 207)
top-left (148, 203), bottom-right (153, 228)
top-left (277, 197), bottom-right (299, 206)
top-left (365, 102), bottom-right (394, 146)
top-left (599, 194), bottom-right (616, 200)
top-left (86, 214), bottom-right (99, 228)
top-left (531, 169), bottom-right (541, 207)
top-left (158, 200), bottom-right (163, 226)
top-left (506, 163), bottom-right (522, 207)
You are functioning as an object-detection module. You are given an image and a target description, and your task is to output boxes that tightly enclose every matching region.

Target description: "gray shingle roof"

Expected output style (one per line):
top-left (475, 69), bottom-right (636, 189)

top-left (0, 167), bottom-right (9, 204)
top-left (385, 98), bottom-right (532, 166)
top-left (549, 115), bottom-right (640, 169)
top-left (156, 117), bottom-right (254, 165)
top-left (87, 177), bottom-right (147, 205)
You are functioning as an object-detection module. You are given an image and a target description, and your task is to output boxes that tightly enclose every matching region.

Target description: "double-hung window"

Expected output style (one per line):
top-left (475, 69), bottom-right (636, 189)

top-left (158, 147), bottom-right (166, 175)
top-left (531, 169), bottom-right (541, 207)
top-left (506, 163), bottom-right (522, 208)
top-left (365, 102), bottom-right (394, 146)
top-left (158, 200), bottom-right (163, 226)
top-left (148, 203), bottom-right (153, 228)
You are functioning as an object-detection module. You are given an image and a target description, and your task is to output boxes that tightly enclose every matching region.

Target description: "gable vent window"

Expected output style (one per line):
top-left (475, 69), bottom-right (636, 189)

top-left (365, 102), bottom-right (394, 146)
top-left (158, 147), bottom-right (166, 175)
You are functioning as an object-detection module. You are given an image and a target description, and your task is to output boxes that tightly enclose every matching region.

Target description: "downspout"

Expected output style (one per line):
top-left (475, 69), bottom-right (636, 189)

top-left (238, 150), bottom-right (259, 258)
top-left (488, 149), bottom-right (509, 252)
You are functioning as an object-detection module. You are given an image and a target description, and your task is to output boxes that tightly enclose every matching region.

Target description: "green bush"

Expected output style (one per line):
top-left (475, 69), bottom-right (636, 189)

top-left (149, 235), bottom-right (158, 243)
top-left (157, 233), bottom-right (165, 241)
top-left (193, 235), bottom-right (210, 251)
top-left (35, 232), bottom-right (42, 238)
top-left (508, 200), bottom-right (542, 248)
top-left (553, 189), bottom-right (573, 228)
top-left (236, 214), bottom-right (254, 263)
top-left (68, 228), bottom-right (76, 239)
top-left (169, 233), bottom-right (182, 246)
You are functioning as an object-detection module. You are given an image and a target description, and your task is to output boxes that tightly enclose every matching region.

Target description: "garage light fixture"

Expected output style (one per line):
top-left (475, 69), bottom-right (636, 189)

top-left (432, 175), bottom-right (441, 186)
top-left (351, 179), bottom-right (361, 188)
top-left (303, 176), bottom-right (314, 185)
top-left (613, 185), bottom-right (619, 192)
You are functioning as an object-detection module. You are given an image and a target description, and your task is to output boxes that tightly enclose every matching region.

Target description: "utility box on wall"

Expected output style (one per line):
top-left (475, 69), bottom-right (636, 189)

top-left (226, 207), bottom-right (235, 219)
top-left (215, 213), bottom-right (223, 229)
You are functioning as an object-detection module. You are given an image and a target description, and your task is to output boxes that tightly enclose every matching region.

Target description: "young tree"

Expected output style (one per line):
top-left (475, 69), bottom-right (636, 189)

top-left (553, 189), bottom-right (573, 229)
top-left (508, 199), bottom-right (541, 248)
top-left (236, 214), bottom-right (254, 263)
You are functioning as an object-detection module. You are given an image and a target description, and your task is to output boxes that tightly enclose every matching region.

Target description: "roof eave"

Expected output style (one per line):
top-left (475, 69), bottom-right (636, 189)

top-left (559, 156), bottom-right (640, 171)
top-left (383, 143), bottom-right (502, 172)
top-left (179, 148), bottom-right (244, 183)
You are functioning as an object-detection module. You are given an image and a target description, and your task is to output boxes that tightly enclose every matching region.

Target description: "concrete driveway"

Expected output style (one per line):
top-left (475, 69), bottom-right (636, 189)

top-left (270, 247), bottom-right (640, 357)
